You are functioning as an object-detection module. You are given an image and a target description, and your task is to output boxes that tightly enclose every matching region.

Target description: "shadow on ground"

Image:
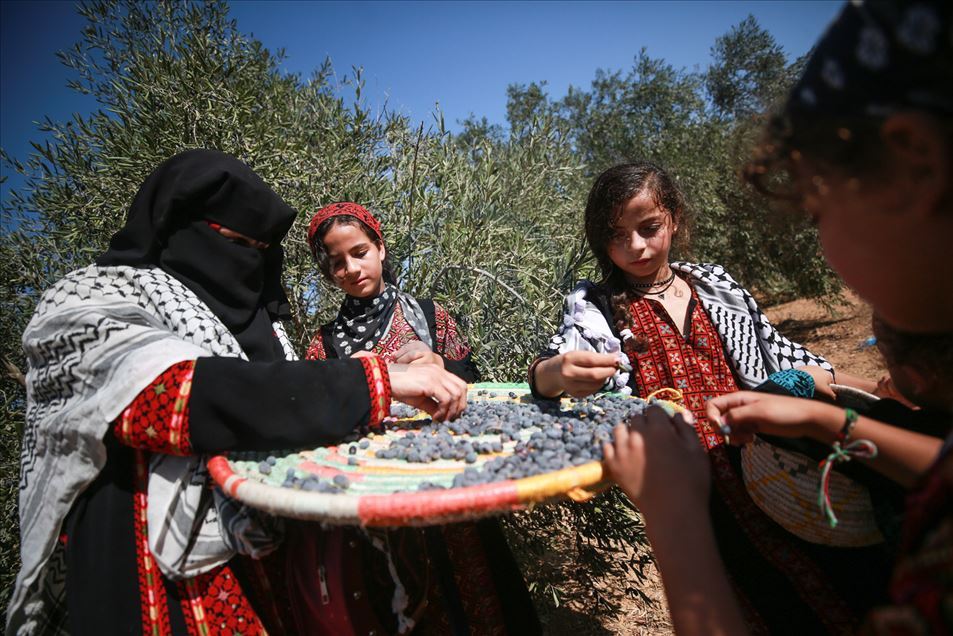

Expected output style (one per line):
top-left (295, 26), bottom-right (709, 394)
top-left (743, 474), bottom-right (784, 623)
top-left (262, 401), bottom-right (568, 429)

top-left (773, 316), bottom-right (852, 344)
top-left (540, 604), bottom-right (615, 635)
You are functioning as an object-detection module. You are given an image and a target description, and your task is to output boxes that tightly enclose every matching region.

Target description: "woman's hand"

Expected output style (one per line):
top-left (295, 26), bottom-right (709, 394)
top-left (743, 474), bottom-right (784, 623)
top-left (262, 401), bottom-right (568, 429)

top-left (533, 351), bottom-right (620, 398)
top-left (705, 392), bottom-right (841, 446)
top-left (350, 350), bottom-right (377, 359)
top-left (603, 406), bottom-right (708, 516)
top-left (392, 341), bottom-right (444, 368)
top-left (388, 362), bottom-right (467, 421)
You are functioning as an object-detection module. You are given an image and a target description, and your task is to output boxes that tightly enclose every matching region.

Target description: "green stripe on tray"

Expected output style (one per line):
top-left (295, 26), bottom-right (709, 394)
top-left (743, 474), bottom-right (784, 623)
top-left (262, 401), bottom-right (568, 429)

top-left (470, 382), bottom-right (530, 389)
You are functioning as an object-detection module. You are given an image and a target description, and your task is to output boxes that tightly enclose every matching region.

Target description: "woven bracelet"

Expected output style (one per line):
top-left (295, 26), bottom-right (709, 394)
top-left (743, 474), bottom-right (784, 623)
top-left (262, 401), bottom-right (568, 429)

top-left (817, 408), bottom-right (877, 528)
top-left (836, 408), bottom-right (859, 444)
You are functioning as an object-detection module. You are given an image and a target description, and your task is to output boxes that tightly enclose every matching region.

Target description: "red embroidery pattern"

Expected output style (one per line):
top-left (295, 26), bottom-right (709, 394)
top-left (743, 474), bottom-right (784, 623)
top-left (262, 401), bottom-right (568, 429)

top-left (307, 305), bottom-right (418, 363)
top-left (374, 304), bottom-right (421, 362)
top-left (122, 364), bottom-right (270, 635)
top-left (442, 524), bottom-right (508, 636)
top-left (115, 360), bottom-right (195, 455)
top-left (132, 450), bottom-right (173, 636)
top-left (305, 329), bottom-right (328, 361)
top-left (627, 289), bottom-right (856, 630)
top-left (629, 293), bottom-right (736, 448)
top-left (360, 356), bottom-right (391, 430)
top-left (434, 303), bottom-right (472, 361)
top-left (308, 302), bottom-right (472, 366)
top-left (308, 202), bottom-right (383, 247)
top-left (178, 567), bottom-right (267, 636)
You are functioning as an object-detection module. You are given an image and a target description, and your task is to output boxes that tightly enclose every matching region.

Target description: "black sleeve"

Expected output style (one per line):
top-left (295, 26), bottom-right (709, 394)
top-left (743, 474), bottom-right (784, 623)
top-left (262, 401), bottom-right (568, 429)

top-left (189, 357), bottom-right (373, 452)
top-left (320, 324), bottom-right (339, 359)
top-left (419, 298), bottom-right (481, 384)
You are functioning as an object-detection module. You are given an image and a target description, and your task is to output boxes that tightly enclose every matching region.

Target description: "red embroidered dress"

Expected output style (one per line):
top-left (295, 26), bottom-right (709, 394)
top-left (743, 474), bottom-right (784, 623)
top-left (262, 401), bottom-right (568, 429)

top-left (303, 301), bottom-right (537, 634)
top-left (92, 356), bottom-right (391, 635)
top-left (627, 291), bottom-right (738, 449)
top-left (625, 288), bottom-right (866, 634)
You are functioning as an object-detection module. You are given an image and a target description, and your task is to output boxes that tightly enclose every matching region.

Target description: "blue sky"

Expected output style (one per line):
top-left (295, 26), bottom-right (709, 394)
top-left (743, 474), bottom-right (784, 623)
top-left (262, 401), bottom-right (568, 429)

top-left (0, 1), bottom-right (843, 207)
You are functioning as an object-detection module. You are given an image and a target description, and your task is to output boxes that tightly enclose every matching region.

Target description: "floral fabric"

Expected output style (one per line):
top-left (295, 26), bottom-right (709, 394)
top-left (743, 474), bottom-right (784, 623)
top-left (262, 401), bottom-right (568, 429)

top-left (114, 360), bottom-right (195, 455)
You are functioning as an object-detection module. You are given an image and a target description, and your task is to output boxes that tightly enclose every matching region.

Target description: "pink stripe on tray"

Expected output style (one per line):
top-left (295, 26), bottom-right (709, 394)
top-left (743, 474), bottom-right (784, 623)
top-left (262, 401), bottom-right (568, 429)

top-left (357, 479), bottom-right (522, 525)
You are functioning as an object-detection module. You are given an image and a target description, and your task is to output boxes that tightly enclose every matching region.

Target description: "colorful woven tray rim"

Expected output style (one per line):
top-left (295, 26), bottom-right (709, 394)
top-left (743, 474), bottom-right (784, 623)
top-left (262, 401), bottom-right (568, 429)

top-left (209, 383), bottom-right (684, 527)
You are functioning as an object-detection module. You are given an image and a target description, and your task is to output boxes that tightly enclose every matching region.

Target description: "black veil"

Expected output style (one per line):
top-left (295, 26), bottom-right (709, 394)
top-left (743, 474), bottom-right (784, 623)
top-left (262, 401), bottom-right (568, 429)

top-left (98, 149), bottom-right (297, 361)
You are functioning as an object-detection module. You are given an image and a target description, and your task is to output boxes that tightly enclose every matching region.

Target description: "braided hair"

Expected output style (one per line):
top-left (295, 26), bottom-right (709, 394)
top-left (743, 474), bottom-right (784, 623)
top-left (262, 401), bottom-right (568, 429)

top-left (584, 162), bottom-right (691, 354)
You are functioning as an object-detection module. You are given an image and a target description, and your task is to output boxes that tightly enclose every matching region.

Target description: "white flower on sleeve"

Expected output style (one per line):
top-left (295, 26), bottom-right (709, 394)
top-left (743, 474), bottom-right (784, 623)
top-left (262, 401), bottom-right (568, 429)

top-left (821, 59), bottom-right (845, 90)
top-left (897, 5), bottom-right (940, 55)
top-left (856, 26), bottom-right (888, 70)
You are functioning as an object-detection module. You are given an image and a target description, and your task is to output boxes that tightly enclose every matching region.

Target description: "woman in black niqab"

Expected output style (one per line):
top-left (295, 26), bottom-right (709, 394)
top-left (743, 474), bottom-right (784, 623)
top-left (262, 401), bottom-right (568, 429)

top-left (98, 148), bottom-right (295, 361)
top-left (21, 148), bottom-right (468, 636)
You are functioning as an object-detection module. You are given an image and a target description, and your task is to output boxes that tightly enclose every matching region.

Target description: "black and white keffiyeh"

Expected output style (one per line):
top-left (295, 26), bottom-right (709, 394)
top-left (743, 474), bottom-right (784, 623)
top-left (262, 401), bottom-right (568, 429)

top-left (543, 262), bottom-right (832, 394)
top-left (328, 284), bottom-right (433, 358)
top-left (8, 265), bottom-right (290, 635)
top-left (672, 262), bottom-right (833, 386)
top-left (546, 281), bottom-right (633, 394)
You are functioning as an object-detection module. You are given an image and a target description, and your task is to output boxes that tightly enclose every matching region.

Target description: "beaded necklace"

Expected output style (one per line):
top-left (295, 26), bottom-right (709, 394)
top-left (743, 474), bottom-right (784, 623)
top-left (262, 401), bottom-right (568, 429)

top-left (632, 268), bottom-right (683, 300)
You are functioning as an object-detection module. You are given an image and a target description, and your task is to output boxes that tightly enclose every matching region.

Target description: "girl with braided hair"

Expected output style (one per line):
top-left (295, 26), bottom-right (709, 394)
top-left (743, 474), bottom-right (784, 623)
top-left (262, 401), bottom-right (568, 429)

top-left (530, 161), bottom-right (892, 633)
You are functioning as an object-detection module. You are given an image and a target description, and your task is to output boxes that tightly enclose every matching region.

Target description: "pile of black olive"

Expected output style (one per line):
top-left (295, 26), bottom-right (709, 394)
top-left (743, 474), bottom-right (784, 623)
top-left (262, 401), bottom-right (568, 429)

top-left (377, 393), bottom-right (652, 490)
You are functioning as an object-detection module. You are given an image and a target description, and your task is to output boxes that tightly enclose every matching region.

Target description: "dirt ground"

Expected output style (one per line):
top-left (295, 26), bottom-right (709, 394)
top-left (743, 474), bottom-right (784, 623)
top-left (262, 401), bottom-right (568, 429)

top-left (763, 289), bottom-right (886, 382)
top-left (537, 290), bottom-right (887, 635)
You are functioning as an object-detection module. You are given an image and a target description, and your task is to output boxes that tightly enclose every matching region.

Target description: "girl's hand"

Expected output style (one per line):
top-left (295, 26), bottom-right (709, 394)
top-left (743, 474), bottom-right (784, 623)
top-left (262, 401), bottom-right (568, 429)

top-left (535, 351), bottom-right (620, 398)
top-left (392, 341), bottom-right (444, 368)
top-left (873, 374), bottom-right (918, 408)
top-left (603, 406), bottom-right (709, 516)
top-left (351, 350), bottom-right (378, 359)
top-left (705, 392), bottom-right (840, 446)
top-left (388, 363), bottom-right (467, 421)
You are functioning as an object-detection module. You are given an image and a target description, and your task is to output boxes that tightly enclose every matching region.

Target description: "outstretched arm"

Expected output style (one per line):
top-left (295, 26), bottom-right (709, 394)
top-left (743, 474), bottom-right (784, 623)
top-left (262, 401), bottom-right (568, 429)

top-left (603, 407), bottom-right (749, 636)
top-left (706, 392), bottom-right (943, 488)
top-left (114, 356), bottom-right (391, 454)
top-left (531, 351), bottom-right (620, 398)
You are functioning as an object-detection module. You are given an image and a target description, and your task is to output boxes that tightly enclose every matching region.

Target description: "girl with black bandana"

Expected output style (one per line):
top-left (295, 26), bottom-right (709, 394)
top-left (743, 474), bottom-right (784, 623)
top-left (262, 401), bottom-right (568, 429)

top-left (7, 150), bottom-right (467, 635)
top-left (603, 1), bottom-right (953, 634)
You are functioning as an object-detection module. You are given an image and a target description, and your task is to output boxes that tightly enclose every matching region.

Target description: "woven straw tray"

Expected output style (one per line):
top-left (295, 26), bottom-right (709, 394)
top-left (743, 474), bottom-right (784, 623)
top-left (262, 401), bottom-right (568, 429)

top-left (209, 383), bottom-right (682, 527)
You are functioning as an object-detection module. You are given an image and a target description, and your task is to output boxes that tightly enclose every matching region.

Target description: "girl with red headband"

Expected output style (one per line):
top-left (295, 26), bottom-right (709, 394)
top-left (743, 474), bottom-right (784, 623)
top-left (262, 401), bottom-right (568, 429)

top-left (305, 202), bottom-right (479, 381)
top-left (300, 202), bottom-right (541, 635)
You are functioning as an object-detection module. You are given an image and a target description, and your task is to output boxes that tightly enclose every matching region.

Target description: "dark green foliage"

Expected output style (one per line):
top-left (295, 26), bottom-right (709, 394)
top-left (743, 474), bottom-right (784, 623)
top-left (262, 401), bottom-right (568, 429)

top-left (504, 489), bottom-right (655, 612)
top-left (504, 19), bottom-right (840, 301)
top-left (707, 15), bottom-right (793, 119)
top-left (1, 0), bottom-right (838, 620)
